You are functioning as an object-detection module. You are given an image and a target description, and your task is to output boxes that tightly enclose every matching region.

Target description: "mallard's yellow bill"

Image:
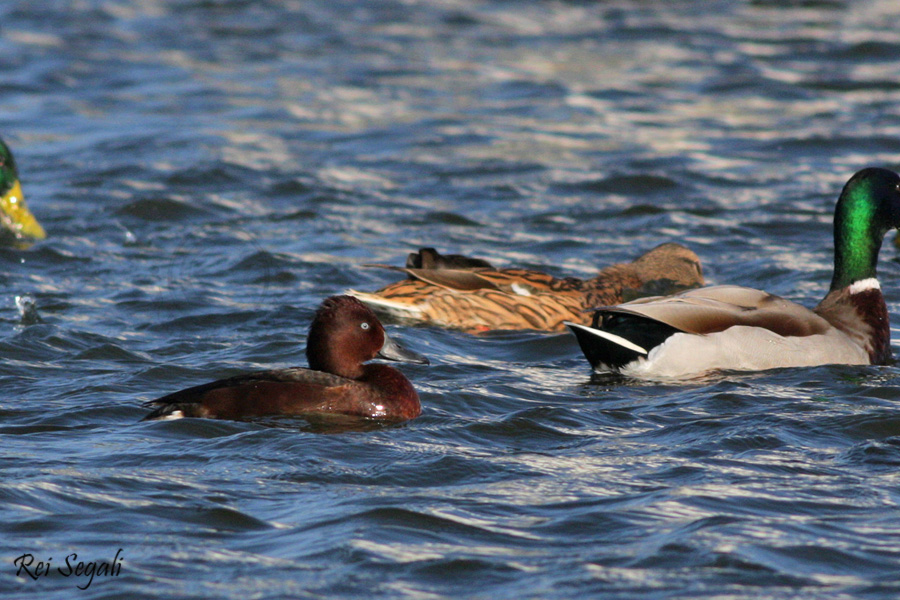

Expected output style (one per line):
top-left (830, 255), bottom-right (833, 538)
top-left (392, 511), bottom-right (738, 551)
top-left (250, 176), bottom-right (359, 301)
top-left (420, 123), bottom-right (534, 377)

top-left (1, 180), bottom-right (45, 240)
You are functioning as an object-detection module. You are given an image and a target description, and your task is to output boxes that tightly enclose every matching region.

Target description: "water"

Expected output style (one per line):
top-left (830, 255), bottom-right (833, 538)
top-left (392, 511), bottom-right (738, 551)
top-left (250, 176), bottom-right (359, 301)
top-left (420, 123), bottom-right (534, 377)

top-left (3, 0), bottom-right (900, 598)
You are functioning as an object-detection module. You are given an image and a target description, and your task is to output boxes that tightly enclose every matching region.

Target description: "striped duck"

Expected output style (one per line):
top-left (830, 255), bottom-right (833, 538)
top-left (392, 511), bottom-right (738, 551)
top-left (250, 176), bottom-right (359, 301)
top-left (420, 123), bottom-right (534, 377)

top-left (349, 243), bottom-right (704, 333)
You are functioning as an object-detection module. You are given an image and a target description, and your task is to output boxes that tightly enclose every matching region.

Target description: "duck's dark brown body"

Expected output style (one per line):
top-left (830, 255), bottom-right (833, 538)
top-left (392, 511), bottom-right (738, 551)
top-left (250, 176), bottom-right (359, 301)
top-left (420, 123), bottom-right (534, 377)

top-left (142, 296), bottom-right (427, 422)
top-left (142, 365), bottom-right (421, 421)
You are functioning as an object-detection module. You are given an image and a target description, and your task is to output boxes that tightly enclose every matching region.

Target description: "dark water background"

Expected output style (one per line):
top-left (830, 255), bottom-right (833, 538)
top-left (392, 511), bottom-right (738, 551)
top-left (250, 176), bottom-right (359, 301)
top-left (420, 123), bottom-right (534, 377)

top-left (4, 1), bottom-right (900, 598)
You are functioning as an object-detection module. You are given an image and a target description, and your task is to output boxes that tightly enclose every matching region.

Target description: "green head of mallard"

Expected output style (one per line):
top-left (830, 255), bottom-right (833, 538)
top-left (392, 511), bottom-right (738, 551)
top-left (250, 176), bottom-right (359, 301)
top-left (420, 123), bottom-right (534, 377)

top-left (831, 167), bottom-right (900, 290)
top-left (0, 138), bottom-right (45, 243)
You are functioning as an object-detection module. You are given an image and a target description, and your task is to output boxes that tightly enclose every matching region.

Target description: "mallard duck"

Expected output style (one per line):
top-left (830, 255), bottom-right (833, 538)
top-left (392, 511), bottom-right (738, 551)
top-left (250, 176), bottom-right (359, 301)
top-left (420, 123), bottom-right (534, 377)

top-left (0, 138), bottom-right (45, 244)
top-left (142, 296), bottom-right (428, 422)
top-left (348, 243), bottom-right (704, 333)
top-left (567, 167), bottom-right (900, 379)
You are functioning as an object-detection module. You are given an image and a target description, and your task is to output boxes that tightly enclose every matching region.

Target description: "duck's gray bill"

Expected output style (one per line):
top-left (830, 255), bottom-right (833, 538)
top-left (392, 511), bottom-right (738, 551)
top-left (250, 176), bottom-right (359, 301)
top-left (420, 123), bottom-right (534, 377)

top-left (378, 332), bottom-right (430, 365)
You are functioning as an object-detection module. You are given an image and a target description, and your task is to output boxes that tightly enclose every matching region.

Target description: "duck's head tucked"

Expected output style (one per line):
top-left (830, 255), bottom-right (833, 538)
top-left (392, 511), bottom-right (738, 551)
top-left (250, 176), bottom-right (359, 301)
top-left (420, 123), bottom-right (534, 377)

top-left (306, 295), bottom-right (429, 379)
top-left (831, 167), bottom-right (900, 291)
top-left (0, 138), bottom-right (45, 243)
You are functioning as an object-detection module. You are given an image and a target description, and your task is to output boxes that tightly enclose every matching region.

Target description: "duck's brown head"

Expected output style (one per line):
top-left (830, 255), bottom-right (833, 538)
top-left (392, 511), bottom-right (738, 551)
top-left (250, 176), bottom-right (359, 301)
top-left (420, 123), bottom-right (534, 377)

top-left (306, 295), bottom-right (428, 379)
top-left (630, 243), bottom-right (704, 288)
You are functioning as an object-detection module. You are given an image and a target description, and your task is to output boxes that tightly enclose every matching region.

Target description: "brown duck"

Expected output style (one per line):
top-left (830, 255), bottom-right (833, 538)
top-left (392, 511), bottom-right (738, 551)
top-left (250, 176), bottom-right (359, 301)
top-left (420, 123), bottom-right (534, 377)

top-left (142, 296), bottom-right (428, 422)
top-left (348, 243), bottom-right (704, 333)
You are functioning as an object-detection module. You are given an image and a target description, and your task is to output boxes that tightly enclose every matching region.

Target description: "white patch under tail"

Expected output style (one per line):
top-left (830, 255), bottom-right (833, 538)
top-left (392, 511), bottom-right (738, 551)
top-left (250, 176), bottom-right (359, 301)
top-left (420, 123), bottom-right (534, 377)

top-left (159, 410), bottom-right (184, 421)
top-left (849, 278), bottom-right (880, 294)
top-left (345, 289), bottom-right (424, 318)
top-left (564, 321), bottom-right (649, 355)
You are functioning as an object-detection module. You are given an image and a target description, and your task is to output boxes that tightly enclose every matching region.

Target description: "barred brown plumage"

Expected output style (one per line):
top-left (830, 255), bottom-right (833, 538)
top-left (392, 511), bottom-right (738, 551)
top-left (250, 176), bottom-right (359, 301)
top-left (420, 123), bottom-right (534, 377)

top-left (348, 243), bottom-right (705, 333)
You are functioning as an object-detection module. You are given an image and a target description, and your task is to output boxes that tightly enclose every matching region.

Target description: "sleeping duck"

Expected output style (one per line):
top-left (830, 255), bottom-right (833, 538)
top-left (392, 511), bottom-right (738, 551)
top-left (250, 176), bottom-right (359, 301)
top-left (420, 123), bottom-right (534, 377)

top-left (567, 167), bottom-right (900, 379)
top-left (349, 243), bottom-right (704, 333)
top-left (0, 137), bottom-right (45, 244)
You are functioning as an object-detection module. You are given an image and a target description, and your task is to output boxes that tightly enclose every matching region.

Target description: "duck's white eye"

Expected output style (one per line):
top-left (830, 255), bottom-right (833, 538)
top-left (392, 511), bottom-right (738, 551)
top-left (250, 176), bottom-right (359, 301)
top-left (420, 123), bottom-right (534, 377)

top-left (360, 322), bottom-right (370, 330)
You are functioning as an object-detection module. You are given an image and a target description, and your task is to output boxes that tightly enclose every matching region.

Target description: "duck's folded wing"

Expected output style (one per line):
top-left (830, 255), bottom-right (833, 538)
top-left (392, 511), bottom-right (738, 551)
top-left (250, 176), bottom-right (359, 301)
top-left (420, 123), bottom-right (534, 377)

top-left (600, 285), bottom-right (832, 337)
top-left (401, 268), bottom-right (505, 291)
top-left (143, 368), bottom-right (350, 407)
top-left (363, 264), bottom-right (572, 294)
top-left (142, 368), bottom-right (358, 420)
top-left (398, 267), bottom-right (573, 295)
top-left (362, 264), bottom-right (502, 292)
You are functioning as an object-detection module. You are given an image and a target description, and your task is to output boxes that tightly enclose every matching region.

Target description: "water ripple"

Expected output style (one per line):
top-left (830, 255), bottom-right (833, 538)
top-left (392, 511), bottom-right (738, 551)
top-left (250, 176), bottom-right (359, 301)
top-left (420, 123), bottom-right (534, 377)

top-left (4, 1), bottom-right (900, 598)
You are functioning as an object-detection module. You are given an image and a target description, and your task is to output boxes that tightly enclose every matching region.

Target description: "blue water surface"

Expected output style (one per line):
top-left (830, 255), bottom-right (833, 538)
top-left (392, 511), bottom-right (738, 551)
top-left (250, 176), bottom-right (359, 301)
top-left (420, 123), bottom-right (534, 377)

top-left (3, 1), bottom-right (900, 598)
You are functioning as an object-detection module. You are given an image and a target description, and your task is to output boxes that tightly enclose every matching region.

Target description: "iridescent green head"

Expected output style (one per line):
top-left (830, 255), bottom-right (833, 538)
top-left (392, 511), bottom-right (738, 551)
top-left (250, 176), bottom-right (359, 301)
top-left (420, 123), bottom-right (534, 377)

top-left (830, 167), bottom-right (900, 290)
top-left (0, 137), bottom-right (45, 243)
